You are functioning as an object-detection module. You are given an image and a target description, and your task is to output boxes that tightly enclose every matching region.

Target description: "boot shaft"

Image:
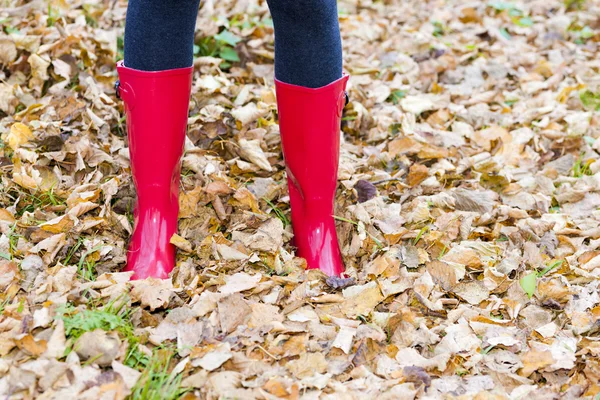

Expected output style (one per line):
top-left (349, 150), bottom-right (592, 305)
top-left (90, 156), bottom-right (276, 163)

top-left (116, 61), bottom-right (192, 191)
top-left (274, 75), bottom-right (349, 203)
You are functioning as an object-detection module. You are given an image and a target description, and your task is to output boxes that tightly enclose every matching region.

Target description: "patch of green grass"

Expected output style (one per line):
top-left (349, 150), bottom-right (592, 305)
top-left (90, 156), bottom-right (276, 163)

top-left (263, 197), bottom-right (290, 227)
top-left (56, 297), bottom-right (150, 369)
top-left (568, 23), bottom-right (594, 43)
top-left (3, 223), bottom-right (21, 260)
top-left (1, 18), bottom-right (20, 34)
top-left (62, 236), bottom-right (85, 265)
top-left (538, 260), bottom-right (563, 277)
top-left (432, 21), bottom-right (445, 37)
top-left (13, 186), bottom-right (66, 216)
top-left (56, 299), bottom-right (129, 340)
top-left (77, 244), bottom-right (104, 281)
top-left (413, 225), bottom-right (429, 246)
top-left (580, 90), bottom-right (600, 111)
top-left (572, 155), bottom-right (594, 178)
top-left (229, 14), bottom-right (272, 30)
top-left (386, 90), bottom-right (406, 105)
top-left (489, 1), bottom-right (513, 11)
top-left (194, 28), bottom-right (241, 70)
top-left (514, 16), bottom-right (533, 27)
top-left (488, 2), bottom-right (534, 27)
top-left (116, 35), bottom-right (124, 61)
top-left (520, 260), bottom-right (564, 299)
top-left (128, 348), bottom-right (190, 400)
top-left (47, 3), bottom-right (59, 27)
top-left (565, 0), bottom-right (586, 10)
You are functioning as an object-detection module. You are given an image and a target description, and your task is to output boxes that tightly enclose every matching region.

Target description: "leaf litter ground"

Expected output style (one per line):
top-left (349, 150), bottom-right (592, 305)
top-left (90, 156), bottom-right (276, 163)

top-left (1, 0), bottom-right (600, 398)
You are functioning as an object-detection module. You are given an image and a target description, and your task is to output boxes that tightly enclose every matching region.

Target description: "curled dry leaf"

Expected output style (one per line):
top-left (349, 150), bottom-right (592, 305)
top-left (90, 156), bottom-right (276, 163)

top-left (355, 180), bottom-right (377, 203)
top-left (170, 233), bottom-right (193, 253)
top-left (218, 272), bottom-right (262, 295)
top-left (74, 330), bottom-right (120, 367)
top-left (238, 138), bottom-right (272, 171)
top-left (7, 123), bottom-right (34, 150)
top-left (130, 279), bottom-right (175, 311)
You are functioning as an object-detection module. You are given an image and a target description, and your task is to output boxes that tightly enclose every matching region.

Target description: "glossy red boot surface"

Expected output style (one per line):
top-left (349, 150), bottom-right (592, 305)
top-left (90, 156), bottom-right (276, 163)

top-left (116, 61), bottom-right (192, 280)
top-left (275, 75), bottom-right (349, 276)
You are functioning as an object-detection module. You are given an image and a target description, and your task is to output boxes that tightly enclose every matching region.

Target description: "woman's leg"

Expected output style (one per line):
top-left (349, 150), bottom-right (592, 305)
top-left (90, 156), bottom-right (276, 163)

top-left (266, 0), bottom-right (343, 88)
top-left (117, 0), bottom-right (199, 279)
top-left (124, 0), bottom-right (201, 71)
top-left (267, 0), bottom-right (348, 276)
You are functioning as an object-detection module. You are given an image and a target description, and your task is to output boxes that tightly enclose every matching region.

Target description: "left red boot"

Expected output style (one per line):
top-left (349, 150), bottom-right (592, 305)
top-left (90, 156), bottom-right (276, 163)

top-left (116, 61), bottom-right (192, 279)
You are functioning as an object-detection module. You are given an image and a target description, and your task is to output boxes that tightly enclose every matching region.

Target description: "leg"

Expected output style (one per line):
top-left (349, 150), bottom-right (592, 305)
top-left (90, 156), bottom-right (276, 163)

top-left (124, 0), bottom-right (201, 71)
top-left (117, 0), bottom-right (200, 279)
top-left (267, 0), bottom-right (348, 276)
top-left (266, 0), bottom-right (342, 88)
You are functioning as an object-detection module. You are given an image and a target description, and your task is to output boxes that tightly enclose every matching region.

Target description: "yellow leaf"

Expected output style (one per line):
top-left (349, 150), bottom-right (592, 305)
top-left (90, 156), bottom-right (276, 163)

top-left (556, 84), bottom-right (584, 104)
top-left (170, 234), bottom-right (193, 253)
top-left (39, 214), bottom-right (76, 234)
top-left (7, 122), bottom-right (33, 150)
top-left (232, 187), bottom-right (260, 213)
top-left (520, 349), bottom-right (554, 377)
top-left (15, 334), bottom-right (47, 357)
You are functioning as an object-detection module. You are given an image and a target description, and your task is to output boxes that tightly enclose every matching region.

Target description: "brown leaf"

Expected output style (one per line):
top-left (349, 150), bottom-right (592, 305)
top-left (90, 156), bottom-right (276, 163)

top-left (15, 334), bottom-right (47, 357)
top-left (218, 293), bottom-right (251, 334)
top-left (388, 136), bottom-right (422, 157)
top-left (342, 282), bottom-right (384, 318)
top-left (170, 234), bottom-right (193, 253)
top-left (407, 164), bottom-right (429, 187)
top-left (75, 330), bottom-right (120, 367)
top-left (519, 349), bottom-right (554, 377)
top-left (426, 260), bottom-right (462, 291)
top-left (402, 366), bottom-right (431, 389)
top-left (39, 214), bottom-right (76, 234)
top-left (130, 279), bottom-right (175, 311)
top-left (452, 188), bottom-right (498, 214)
top-left (232, 187), bottom-right (260, 213)
top-left (286, 352), bottom-right (328, 379)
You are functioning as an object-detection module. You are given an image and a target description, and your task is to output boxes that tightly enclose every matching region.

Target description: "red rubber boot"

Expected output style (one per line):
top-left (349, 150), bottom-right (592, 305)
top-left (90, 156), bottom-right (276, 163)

top-left (275, 75), bottom-right (349, 276)
top-left (115, 61), bottom-right (192, 279)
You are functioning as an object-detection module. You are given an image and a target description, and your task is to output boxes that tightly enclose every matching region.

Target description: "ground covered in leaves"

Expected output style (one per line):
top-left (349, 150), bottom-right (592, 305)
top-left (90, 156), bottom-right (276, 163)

top-left (1, 0), bottom-right (600, 398)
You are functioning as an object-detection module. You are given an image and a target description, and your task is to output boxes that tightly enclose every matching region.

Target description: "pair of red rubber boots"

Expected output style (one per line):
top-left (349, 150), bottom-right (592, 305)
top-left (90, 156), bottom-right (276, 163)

top-left (116, 61), bottom-right (348, 279)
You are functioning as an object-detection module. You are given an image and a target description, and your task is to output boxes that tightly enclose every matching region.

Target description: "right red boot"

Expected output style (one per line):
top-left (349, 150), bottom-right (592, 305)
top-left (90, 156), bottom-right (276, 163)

top-left (275, 75), bottom-right (349, 277)
top-left (115, 61), bottom-right (193, 280)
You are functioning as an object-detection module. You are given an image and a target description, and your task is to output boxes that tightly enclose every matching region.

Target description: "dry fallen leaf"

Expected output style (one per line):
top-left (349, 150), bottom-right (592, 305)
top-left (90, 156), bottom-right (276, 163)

top-left (74, 330), bottom-right (120, 367)
top-left (170, 233), bottom-right (193, 253)
top-left (218, 272), bottom-right (262, 295)
top-left (7, 123), bottom-right (34, 150)
top-left (130, 279), bottom-right (175, 311)
top-left (286, 352), bottom-right (328, 379)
